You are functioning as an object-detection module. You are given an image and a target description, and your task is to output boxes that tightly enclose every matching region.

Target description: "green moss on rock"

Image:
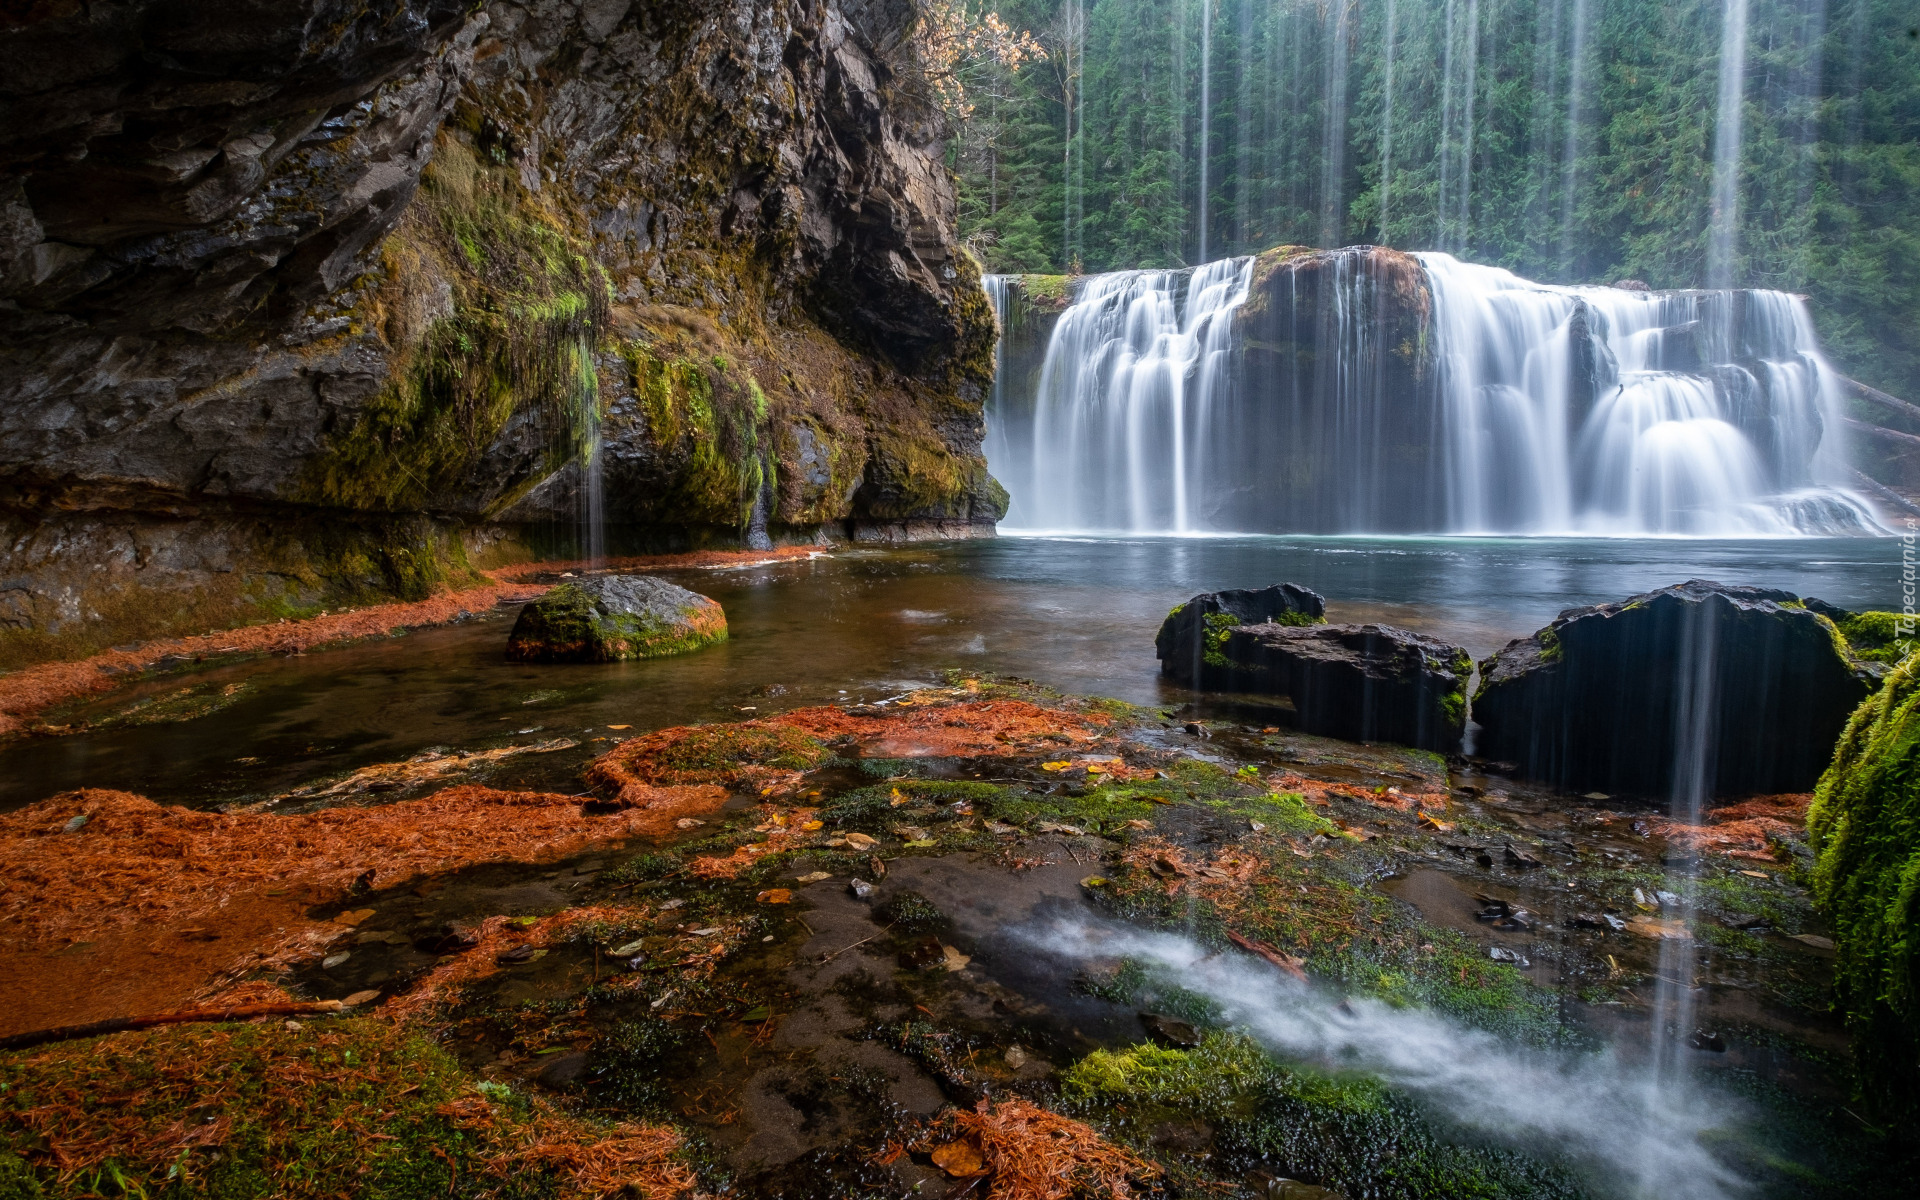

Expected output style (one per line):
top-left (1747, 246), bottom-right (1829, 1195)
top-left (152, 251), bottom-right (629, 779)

top-left (303, 138), bottom-right (607, 515)
top-left (1838, 611), bottom-right (1916, 665)
top-left (506, 576), bottom-right (727, 663)
top-left (1808, 651), bottom-right (1920, 1131)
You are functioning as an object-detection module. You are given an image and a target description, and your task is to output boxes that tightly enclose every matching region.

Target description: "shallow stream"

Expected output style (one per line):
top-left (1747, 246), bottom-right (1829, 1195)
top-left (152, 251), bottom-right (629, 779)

top-left (3, 533), bottom-right (1900, 811)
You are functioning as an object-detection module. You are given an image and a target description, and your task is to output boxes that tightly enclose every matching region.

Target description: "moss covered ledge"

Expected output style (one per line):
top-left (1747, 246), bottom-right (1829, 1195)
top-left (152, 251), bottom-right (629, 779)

top-left (1808, 650), bottom-right (1920, 1133)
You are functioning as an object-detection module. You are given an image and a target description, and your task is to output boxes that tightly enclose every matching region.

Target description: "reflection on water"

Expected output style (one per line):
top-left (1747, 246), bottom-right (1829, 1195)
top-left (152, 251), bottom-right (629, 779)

top-left (2, 534), bottom-right (1898, 810)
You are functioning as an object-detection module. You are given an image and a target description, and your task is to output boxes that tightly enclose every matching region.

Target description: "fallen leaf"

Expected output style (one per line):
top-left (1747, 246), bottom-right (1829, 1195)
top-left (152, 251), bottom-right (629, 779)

top-left (333, 908), bottom-right (376, 927)
top-left (1626, 917), bottom-right (1690, 940)
top-left (757, 888), bottom-right (793, 904)
top-left (1080, 876), bottom-right (1108, 888)
top-left (1040, 761), bottom-right (1072, 772)
top-left (802, 820), bottom-right (824, 831)
top-left (608, 724), bottom-right (632, 730)
top-left (844, 832), bottom-right (877, 850)
top-left (795, 871), bottom-right (832, 884)
top-left (941, 944), bottom-right (972, 971)
top-left (930, 1139), bottom-right (987, 1177)
top-left (1738, 869), bottom-right (1770, 879)
top-left (341, 989), bottom-right (381, 1007)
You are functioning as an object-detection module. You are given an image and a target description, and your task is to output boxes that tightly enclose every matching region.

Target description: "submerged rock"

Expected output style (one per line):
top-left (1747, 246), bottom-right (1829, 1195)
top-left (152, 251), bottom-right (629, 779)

top-left (506, 577), bottom-right (726, 663)
top-left (1473, 580), bottom-right (1878, 796)
top-left (1215, 623), bottom-right (1473, 753)
top-left (1156, 583), bottom-right (1326, 687)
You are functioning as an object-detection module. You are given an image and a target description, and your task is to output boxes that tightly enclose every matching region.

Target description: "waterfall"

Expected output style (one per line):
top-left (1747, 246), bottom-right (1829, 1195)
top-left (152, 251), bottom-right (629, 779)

top-left (1708, 0), bottom-right (1750, 288)
top-left (1197, 0), bottom-right (1211, 264)
top-left (991, 259), bottom-right (1251, 533)
top-left (984, 252), bottom-right (1882, 537)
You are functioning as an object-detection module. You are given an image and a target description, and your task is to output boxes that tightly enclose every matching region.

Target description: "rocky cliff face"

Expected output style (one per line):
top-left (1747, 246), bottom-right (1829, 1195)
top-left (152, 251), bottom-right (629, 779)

top-left (0, 0), bottom-right (1004, 664)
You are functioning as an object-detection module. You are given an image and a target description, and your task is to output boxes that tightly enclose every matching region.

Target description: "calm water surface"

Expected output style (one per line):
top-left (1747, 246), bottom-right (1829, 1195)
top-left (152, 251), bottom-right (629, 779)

top-left (3, 533), bottom-right (1899, 809)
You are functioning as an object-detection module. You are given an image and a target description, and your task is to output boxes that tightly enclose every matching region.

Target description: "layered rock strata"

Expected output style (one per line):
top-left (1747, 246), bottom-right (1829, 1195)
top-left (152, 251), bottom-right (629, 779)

top-left (0, 0), bottom-right (1004, 664)
top-left (1217, 623), bottom-right (1472, 753)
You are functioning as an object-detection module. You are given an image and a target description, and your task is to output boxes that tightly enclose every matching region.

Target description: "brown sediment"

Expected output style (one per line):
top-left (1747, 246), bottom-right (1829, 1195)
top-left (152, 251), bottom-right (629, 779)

top-left (0, 581), bottom-right (548, 739)
top-left (686, 806), bottom-right (822, 880)
top-left (491, 545), bottom-right (825, 580)
top-left (777, 697), bottom-right (1113, 759)
top-left (0, 786), bottom-right (666, 954)
top-left (586, 697), bottom-right (1114, 806)
top-left (382, 906), bottom-right (638, 1021)
top-left (1643, 792), bottom-right (1810, 859)
top-left (438, 1091), bottom-right (697, 1198)
top-left (1270, 771), bottom-right (1447, 813)
top-left (902, 1097), bottom-right (1160, 1200)
top-left (0, 785), bottom-right (685, 1036)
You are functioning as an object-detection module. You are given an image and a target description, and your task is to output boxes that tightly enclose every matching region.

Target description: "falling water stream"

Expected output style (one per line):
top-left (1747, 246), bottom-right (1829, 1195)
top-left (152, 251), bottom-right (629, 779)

top-left (987, 254), bottom-right (1882, 537)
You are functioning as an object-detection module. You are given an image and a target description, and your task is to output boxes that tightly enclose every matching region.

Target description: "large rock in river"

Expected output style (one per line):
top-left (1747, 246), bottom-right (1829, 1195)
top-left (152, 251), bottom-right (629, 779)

top-left (1218, 623), bottom-right (1473, 753)
top-left (1473, 580), bottom-right (1879, 796)
top-left (1156, 583), bottom-right (1327, 687)
top-left (507, 577), bottom-right (726, 664)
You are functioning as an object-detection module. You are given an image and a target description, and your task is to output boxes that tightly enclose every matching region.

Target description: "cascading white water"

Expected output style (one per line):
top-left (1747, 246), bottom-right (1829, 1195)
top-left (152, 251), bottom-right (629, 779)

top-left (1422, 253), bottom-right (1879, 535)
top-left (1016, 915), bottom-right (1747, 1200)
top-left (995, 258), bottom-right (1251, 533)
top-left (985, 252), bottom-right (1882, 537)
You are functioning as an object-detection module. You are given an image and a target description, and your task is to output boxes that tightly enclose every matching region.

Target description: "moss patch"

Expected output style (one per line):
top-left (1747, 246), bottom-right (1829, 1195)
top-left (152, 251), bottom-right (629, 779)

top-left (1808, 650), bottom-right (1920, 1128)
top-left (1060, 1032), bottom-right (1587, 1200)
top-left (1837, 611), bottom-right (1916, 665)
top-left (0, 1020), bottom-right (692, 1200)
top-left (304, 137), bottom-right (607, 515)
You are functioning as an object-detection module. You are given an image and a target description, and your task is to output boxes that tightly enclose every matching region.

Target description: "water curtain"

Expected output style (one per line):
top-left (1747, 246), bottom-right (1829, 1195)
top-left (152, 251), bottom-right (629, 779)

top-left (986, 254), bottom-right (1881, 537)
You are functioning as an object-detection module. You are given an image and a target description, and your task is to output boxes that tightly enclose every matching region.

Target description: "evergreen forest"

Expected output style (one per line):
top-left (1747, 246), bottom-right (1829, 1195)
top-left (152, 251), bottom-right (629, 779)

top-left (947, 0), bottom-right (1920, 398)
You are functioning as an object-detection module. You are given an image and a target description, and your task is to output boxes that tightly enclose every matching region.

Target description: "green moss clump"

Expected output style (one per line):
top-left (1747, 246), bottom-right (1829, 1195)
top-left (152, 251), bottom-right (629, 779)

top-left (647, 724), bottom-right (831, 782)
top-left (0, 1020), bottom-right (622, 1199)
top-left (1536, 627), bottom-right (1562, 663)
top-left (1201, 610), bottom-right (1239, 668)
top-left (1808, 651), bottom-right (1920, 1130)
top-left (306, 138), bottom-right (607, 514)
top-left (1837, 611), bottom-right (1916, 665)
top-left (877, 890), bottom-right (949, 934)
top-left (623, 342), bottom-right (770, 529)
top-left (505, 582), bottom-right (726, 662)
top-left (1059, 1033), bottom-right (1586, 1200)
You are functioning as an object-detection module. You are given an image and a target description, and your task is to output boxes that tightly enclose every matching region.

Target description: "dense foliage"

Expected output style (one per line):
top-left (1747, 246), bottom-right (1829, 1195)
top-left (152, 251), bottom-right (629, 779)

top-left (1808, 650), bottom-right (1920, 1133)
top-left (948, 0), bottom-right (1920, 398)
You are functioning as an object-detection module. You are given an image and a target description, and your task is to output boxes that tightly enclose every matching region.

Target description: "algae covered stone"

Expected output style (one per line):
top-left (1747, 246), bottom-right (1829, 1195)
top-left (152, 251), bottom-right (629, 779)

top-left (506, 576), bottom-right (726, 663)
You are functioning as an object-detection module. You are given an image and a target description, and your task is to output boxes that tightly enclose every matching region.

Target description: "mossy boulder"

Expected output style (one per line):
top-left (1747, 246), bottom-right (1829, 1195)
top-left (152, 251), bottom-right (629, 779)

top-left (506, 576), bottom-right (726, 663)
top-left (1156, 583), bottom-right (1326, 687)
top-left (1219, 623), bottom-right (1473, 752)
top-left (1809, 651), bottom-right (1920, 1134)
top-left (1474, 580), bottom-right (1880, 796)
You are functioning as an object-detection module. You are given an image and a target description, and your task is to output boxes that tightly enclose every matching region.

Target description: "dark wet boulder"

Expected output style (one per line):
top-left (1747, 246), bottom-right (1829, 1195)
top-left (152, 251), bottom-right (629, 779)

top-left (1156, 583), bottom-right (1326, 686)
top-left (1473, 580), bottom-right (1879, 797)
top-left (1216, 623), bottom-right (1473, 753)
top-left (506, 576), bottom-right (727, 663)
